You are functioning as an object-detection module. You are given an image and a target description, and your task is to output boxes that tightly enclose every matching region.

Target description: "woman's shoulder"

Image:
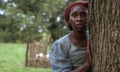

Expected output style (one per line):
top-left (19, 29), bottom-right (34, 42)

top-left (50, 33), bottom-right (71, 56)
top-left (55, 33), bottom-right (70, 44)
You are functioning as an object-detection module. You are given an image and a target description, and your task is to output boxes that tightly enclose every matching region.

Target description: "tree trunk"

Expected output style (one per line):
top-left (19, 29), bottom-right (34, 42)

top-left (88, 0), bottom-right (120, 72)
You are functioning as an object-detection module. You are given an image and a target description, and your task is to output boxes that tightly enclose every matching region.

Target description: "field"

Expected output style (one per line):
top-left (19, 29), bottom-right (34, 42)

top-left (0, 43), bottom-right (51, 72)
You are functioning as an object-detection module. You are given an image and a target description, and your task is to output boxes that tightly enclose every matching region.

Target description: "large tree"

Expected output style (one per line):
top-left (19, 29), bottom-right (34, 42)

top-left (89, 0), bottom-right (120, 72)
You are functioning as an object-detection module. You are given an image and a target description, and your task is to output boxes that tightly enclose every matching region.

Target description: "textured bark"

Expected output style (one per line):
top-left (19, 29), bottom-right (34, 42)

top-left (88, 0), bottom-right (120, 72)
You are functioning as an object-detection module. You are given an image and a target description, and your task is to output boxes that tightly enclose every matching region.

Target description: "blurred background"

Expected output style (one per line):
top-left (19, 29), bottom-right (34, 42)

top-left (0, 0), bottom-right (77, 72)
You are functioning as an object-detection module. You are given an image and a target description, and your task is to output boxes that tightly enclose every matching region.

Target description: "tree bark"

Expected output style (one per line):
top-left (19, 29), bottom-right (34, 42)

top-left (88, 0), bottom-right (120, 72)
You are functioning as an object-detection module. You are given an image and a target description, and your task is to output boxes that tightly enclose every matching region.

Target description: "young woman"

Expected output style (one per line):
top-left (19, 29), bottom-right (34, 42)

top-left (49, 1), bottom-right (92, 72)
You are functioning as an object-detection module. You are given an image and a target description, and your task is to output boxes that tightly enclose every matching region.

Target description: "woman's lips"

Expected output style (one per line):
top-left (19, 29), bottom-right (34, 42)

top-left (76, 24), bottom-right (84, 27)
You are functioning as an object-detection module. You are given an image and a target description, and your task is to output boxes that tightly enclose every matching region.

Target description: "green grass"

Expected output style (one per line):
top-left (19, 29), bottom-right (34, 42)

top-left (0, 43), bottom-right (51, 72)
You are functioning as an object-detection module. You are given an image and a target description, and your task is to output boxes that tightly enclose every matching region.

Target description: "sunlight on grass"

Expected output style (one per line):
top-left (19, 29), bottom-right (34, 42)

top-left (0, 43), bottom-right (51, 72)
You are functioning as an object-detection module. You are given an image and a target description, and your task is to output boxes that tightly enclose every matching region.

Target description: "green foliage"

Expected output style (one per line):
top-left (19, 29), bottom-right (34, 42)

top-left (0, 0), bottom-right (74, 42)
top-left (0, 43), bottom-right (51, 72)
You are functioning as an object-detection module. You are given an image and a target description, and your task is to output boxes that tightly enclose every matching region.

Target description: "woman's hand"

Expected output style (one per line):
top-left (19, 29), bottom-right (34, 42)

top-left (86, 38), bottom-right (92, 67)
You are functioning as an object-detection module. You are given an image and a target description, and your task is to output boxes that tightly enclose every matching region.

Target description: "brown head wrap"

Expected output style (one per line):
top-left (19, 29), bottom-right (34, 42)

top-left (64, 1), bottom-right (88, 23)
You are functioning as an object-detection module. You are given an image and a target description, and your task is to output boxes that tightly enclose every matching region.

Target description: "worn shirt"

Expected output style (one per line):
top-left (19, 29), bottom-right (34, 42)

top-left (49, 33), bottom-right (92, 72)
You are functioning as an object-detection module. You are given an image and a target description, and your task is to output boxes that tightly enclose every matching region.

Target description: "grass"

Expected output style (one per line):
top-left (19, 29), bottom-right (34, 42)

top-left (0, 43), bottom-right (51, 72)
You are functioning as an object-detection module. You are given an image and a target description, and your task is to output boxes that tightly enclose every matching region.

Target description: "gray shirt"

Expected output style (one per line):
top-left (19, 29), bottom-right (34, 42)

top-left (49, 33), bottom-right (91, 72)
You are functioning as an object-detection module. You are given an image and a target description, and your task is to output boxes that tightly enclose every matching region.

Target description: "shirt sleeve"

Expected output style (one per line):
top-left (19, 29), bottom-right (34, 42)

top-left (49, 42), bottom-right (72, 72)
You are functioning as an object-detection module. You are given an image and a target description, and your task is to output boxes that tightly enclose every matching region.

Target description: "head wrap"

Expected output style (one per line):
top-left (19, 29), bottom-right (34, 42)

top-left (64, 1), bottom-right (88, 23)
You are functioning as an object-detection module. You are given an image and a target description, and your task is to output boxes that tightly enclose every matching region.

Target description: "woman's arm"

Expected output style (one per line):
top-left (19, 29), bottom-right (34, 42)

top-left (49, 42), bottom-right (72, 72)
top-left (71, 62), bottom-right (90, 72)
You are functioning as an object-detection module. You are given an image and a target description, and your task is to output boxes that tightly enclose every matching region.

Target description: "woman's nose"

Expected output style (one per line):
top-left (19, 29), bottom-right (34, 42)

top-left (76, 15), bottom-right (81, 21)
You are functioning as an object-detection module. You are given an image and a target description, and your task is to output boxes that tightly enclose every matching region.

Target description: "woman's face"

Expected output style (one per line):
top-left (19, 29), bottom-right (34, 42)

top-left (69, 5), bottom-right (87, 32)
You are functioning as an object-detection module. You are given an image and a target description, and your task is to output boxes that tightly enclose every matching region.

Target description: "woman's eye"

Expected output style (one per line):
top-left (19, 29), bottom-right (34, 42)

top-left (80, 12), bottom-right (87, 17)
top-left (72, 13), bottom-right (77, 17)
top-left (71, 12), bottom-right (87, 18)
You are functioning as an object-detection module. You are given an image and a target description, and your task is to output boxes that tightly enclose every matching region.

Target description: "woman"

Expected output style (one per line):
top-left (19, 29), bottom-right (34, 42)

top-left (49, 1), bottom-right (92, 72)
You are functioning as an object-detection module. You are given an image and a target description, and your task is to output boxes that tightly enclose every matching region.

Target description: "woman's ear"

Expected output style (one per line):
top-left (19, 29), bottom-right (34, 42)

top-left (68, 20), bottom-right (71, 24)
top-left (67, 20), bottom-right (73, 30)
